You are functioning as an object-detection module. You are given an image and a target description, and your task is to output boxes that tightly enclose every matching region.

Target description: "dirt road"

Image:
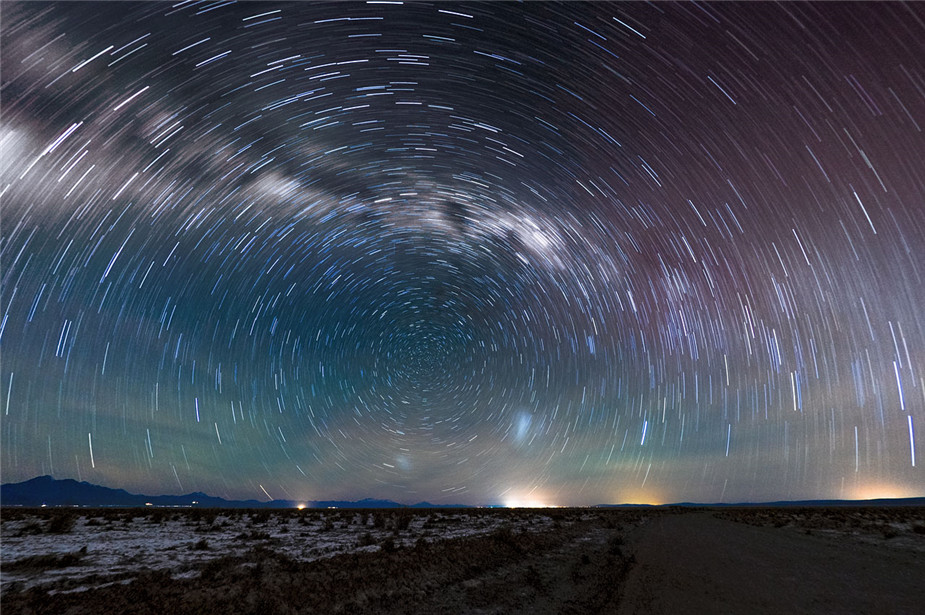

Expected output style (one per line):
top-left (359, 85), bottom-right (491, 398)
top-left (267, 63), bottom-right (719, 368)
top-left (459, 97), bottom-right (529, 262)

top-left (618, 511), bottom-right (925, 614)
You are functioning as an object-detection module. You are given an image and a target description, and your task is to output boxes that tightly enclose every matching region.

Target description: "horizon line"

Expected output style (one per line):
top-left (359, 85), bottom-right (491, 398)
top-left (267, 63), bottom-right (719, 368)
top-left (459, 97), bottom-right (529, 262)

top-left (3, 475), bottom-right (924, 509)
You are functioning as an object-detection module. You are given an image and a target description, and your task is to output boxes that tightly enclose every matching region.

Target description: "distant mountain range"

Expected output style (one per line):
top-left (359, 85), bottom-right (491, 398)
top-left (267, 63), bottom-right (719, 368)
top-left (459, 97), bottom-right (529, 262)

top-left (0, 476), bottom-right (466, 509)
top-left (2, 476), bottom-right (923, 509)
top-left (596, 498), bottom-right (925, 508)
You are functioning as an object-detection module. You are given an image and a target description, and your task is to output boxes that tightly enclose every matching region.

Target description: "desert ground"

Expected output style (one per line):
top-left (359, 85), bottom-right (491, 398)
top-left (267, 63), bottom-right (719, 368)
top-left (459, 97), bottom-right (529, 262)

top-left (1, 505), bottom-right (923, 614)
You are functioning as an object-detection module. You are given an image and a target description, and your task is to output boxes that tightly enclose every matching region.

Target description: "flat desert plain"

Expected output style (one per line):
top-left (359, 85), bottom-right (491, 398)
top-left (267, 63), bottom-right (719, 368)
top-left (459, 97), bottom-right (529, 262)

top-left (1, 505), bottom-right (923, 614)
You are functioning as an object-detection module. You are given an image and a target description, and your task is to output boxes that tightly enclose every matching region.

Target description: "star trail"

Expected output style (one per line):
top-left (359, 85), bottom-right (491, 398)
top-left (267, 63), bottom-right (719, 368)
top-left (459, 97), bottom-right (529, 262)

top-left (1, 2), bottom-right (923, 505)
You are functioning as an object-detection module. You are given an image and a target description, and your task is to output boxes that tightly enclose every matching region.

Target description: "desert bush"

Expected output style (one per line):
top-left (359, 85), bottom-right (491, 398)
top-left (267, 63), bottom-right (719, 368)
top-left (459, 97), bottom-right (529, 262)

top-left (607, 535), bottom-right (624, 556)
top-left (191, 538), bottom-right (210, 550)
top-left (525, 564), bottom-right (545, 591)
top-left (395, 511), bottom-right (412, 531)
top-left (379, 536), bottom-right (397, 553)
top-left (16, 521), bottom-right (44, 536)
top-left (47, 512), bottom-right (76, 534)
top-left (250, 511), bottom-right (269, 526)
top-left (198, 555), bottom-right (242, 582)
top-left (911, 524), bottom-right (925, 535)
top-left (2, 546), bottom-right (87, 571)
top-left (358, 532), bottom-right (376, 547)
top-left (99, 509), bottom-right (119, 522)
top-left (490, 525), bottom-right (524, 554)
top-left (236, 530), bottom-right (271, 540)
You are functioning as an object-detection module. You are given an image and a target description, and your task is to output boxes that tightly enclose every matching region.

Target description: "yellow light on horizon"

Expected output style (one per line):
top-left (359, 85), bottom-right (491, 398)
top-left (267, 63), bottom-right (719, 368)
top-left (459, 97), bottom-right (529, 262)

top-left (613, 487), bottom-right (666, 506)
top-left (849, 483), bottom-right (920, 501)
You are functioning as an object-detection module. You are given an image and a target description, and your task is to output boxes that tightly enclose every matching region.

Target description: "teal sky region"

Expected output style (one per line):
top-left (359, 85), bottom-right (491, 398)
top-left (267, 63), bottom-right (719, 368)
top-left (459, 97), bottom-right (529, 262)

top-left (1, 2), bottom-right (923, 506)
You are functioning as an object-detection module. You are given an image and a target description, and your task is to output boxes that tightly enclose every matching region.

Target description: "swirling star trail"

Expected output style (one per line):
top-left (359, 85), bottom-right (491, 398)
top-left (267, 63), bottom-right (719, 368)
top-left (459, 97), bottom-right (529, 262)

top-left (2, 2), bottom-right (923, 505)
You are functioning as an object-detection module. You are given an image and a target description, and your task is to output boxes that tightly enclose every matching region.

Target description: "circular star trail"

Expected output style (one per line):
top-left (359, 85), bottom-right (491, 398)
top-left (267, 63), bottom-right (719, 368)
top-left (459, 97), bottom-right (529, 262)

top-left (1, 2), bottom-right (923, 505)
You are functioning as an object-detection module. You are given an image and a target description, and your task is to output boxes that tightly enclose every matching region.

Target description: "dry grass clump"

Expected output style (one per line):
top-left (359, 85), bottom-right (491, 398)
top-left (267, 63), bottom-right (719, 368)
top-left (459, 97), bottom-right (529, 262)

top-left (2, 546), bottom-right (87, 572)
top-left (47, 512), bottom-right (77, 534)
top-left (9, 511), bottom-right (77, 535)
top-left (715, 506), bottom-right (925, 541)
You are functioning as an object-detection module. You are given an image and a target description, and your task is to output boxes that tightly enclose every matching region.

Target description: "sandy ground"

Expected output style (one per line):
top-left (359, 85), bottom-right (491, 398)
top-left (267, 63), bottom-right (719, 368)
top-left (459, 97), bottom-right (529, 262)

top-left (1, 508), bottom-right (550, 594)
top-left (2, 507), bottom-right (922, 614)
top-left (1, 508), bottom-right (637, 614)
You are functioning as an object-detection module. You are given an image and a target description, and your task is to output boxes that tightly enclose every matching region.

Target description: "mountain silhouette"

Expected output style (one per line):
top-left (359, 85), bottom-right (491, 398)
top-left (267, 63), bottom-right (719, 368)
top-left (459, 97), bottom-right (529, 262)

top-left (0, 476), bottom-right (469, 508)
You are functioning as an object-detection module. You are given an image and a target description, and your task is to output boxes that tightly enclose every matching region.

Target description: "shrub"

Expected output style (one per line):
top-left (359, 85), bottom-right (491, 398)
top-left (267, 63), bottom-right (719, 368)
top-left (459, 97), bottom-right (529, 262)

top-left (47, 512), bottom-right (76, 534)
top-left (3, 546), bottom-right (87, 571)
top-left (607, 535), bottom-right (624, 556)
top-left (395, 512), bottom-right (412, 531)
top-left (358, 532), bottom-right (376, 547)
top-left (380, 537), bottom-right (397, 553)
top-left (490, 525), bottom-right (523, 553)
top-left (17, 522), bottom-right (44, 536)
top-left (191, 538), bottom-right (210, 550)
top-left (236, 530), bottom-right (271, 540)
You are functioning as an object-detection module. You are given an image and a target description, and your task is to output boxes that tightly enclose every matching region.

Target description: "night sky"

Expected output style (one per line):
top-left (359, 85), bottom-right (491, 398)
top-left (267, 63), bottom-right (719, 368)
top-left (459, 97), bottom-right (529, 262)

top-left (2, 2), bottom-right (923, 506)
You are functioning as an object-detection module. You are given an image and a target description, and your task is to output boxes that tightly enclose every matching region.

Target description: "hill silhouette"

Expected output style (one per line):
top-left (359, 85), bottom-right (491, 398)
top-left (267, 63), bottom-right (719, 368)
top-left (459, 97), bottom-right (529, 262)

top-left (3, 476), bottom-right (922, 509)
top-left (0, 476), bottom-right (465, 508)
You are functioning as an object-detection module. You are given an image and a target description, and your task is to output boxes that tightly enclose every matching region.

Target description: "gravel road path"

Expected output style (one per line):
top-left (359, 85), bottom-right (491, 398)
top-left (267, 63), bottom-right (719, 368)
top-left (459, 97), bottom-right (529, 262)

top-left (618, 511), bottom-right (925, 615)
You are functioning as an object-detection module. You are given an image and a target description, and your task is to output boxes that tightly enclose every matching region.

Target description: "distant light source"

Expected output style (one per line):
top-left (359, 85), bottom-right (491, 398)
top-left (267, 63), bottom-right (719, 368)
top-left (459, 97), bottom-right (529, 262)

top-left (851, 483), bottom-right (918, 501)
top-left (296, 504), bottom-right (306, 510)
top-left (503, 493), bottom-right (555, 508)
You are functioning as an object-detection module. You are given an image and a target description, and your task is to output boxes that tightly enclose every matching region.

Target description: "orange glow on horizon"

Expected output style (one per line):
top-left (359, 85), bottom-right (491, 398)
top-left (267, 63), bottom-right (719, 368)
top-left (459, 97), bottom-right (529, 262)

top-left (613, 488), bottom-right (666, 506)
top-left (848, 483), bottom-right (921, 501)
